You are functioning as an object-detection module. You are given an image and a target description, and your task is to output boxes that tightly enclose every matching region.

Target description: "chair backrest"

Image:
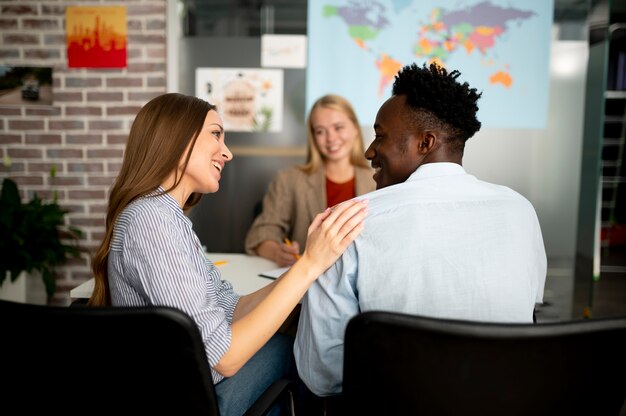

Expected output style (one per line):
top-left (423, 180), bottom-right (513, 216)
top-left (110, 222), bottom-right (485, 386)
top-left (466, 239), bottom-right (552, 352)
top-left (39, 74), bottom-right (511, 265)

top-left (343, 311), bottom-right (626, 416)
top-left (1, 299), bottom-right (220, 415)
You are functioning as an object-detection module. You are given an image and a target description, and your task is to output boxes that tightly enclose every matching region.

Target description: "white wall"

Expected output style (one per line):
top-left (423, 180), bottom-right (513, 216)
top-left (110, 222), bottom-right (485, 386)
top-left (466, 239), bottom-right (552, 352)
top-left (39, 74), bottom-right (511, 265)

top-left (464, 41), bottom-right (588, 261)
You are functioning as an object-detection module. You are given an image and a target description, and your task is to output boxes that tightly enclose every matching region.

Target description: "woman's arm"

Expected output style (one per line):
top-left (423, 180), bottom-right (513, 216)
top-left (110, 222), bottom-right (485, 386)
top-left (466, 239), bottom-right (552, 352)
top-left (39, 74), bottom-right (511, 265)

top-left (214, 198), bottom-right (368, 377)
top-left (245, 170), bottom-right (295, 258)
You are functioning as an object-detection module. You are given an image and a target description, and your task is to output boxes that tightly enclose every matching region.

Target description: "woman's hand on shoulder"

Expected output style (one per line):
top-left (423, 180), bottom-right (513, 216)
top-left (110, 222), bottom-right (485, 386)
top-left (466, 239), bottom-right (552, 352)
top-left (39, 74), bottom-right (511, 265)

top-left (301, 199), bottom-right (368, 273)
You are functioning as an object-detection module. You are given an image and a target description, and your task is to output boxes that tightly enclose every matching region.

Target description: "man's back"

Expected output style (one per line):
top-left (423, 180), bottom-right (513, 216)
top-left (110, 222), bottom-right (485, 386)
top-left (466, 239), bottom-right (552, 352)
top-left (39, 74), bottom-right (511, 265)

top-left (355, 162), bottom-right (546, 322)
top-left (295, 163), bottom-right (547, 396)
top-left (296, 63), bottom-right (547, 397)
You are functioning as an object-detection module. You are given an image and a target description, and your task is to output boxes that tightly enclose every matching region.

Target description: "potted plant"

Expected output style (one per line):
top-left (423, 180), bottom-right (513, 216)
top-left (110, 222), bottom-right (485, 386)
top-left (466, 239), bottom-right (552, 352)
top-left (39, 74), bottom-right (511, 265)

top-left (0, 169), bottom-right (83, 301)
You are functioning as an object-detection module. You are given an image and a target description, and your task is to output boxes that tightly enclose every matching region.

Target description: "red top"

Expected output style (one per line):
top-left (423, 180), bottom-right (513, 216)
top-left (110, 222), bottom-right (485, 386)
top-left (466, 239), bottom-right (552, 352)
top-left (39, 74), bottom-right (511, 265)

top-left (326, 176), bottom-right (356, 208)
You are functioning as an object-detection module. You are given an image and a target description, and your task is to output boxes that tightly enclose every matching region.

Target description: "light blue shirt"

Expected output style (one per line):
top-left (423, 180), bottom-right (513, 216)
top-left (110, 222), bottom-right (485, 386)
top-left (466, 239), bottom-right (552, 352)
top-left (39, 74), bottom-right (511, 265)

top-left (108, 189), bottom-right (240, 384)
top-left (295, 163), bottom-right (547, 396)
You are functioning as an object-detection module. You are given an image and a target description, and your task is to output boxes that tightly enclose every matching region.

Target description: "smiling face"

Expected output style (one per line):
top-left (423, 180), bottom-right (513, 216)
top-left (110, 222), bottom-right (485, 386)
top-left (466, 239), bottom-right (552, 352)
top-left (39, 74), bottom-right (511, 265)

top-left (365, 95), bottom-right (423, 189)
top-left (183, 109), bottom-right (232, 194)
top-left (310, 107), bottom-right (359, 164)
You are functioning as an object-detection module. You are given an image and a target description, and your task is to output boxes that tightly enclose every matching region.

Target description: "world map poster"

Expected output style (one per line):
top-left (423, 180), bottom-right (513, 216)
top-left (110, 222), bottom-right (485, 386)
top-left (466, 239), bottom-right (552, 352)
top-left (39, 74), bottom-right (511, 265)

top-left (307, 0), bottom-right (554, 129)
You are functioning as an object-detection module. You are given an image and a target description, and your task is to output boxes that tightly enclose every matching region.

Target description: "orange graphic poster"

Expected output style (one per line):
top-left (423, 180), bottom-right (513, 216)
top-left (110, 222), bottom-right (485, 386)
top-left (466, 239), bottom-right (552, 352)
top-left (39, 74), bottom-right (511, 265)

top-left (66, 6), bottom-right (127, 68)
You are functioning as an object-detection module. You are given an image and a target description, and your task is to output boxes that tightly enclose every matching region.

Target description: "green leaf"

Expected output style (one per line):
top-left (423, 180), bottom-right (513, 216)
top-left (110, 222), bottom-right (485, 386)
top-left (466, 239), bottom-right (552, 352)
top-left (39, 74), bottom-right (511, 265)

top-left (0, 177), bottom-right (83, 297)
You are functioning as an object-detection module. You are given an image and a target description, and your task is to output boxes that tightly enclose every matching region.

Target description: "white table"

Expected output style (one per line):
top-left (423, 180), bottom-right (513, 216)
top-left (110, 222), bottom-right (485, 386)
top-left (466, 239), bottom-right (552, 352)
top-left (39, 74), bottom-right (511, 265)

top-left (69, 252), bottom-right (282, 299)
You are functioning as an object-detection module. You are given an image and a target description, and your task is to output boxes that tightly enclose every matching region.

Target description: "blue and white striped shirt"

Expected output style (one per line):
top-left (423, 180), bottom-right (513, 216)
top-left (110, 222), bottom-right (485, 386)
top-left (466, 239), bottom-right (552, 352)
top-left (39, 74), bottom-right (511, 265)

top-left (108, 189), bottom-right (240, 383)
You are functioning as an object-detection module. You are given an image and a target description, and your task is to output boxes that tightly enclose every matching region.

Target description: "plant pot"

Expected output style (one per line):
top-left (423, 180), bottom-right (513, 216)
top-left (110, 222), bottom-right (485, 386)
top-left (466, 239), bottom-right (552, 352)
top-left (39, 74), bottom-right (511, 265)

top-left (0, 271), bottom-right (47, 304)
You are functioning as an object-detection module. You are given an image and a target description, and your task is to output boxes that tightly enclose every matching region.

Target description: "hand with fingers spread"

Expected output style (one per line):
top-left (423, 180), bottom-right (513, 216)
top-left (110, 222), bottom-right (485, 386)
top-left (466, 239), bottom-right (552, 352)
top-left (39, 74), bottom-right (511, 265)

top-left (218, 198), bottom-right (367, 382)
top-left (299, 198), bottom-right (368, 275)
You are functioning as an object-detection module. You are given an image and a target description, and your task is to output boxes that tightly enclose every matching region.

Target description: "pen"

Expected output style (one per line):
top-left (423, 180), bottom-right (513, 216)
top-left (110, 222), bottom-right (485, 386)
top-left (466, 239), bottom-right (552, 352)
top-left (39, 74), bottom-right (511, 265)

top-left (213, 260), bottom-right (228, 266)
top-left (283, 238), bottom-right (301, 260)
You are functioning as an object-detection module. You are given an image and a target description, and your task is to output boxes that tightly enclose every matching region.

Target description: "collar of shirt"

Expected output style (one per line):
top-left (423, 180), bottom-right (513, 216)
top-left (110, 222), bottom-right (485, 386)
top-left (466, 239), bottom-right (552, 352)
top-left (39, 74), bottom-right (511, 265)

top-left (408, 162), bottom-right (466, 182)
top-left (153, 186), bottom-right (183, 211)
top-left (144, 186), bottom-right (194, 230)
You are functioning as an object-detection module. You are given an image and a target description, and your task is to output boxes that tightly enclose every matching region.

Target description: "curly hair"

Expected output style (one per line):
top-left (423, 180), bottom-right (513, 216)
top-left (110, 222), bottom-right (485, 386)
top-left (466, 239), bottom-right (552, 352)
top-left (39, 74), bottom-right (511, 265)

top-left (392, 63), bottom-right (482, 143)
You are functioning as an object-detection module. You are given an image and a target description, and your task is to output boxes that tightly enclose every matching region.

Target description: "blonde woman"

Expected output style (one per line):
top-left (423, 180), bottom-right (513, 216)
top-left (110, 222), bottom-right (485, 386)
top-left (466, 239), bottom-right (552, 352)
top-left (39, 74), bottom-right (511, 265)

top-left (245, 94), bottom-right (375, 267)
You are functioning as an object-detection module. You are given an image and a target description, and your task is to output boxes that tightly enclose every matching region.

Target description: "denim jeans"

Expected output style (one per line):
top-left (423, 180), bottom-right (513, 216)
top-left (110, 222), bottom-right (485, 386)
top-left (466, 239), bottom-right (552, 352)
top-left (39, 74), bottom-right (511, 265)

top-left (214, 332), bottom-right (295, 416)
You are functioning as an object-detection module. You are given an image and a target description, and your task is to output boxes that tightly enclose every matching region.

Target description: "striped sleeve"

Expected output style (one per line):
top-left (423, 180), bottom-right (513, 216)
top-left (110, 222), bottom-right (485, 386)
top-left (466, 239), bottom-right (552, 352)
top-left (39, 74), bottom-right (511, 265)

top-left (205, 256), bottom-right (239, 324)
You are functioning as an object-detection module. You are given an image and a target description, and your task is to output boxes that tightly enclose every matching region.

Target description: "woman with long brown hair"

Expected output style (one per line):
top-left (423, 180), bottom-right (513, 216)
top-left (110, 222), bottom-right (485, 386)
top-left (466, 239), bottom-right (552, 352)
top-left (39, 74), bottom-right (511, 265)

top-left (89, 93), bottom-right (367, 416)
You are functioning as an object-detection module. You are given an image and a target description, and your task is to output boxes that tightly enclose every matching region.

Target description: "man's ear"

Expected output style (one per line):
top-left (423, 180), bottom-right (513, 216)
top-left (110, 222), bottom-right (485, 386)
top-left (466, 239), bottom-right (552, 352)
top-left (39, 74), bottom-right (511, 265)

top-left (417, 131), bottom-right (437, 154)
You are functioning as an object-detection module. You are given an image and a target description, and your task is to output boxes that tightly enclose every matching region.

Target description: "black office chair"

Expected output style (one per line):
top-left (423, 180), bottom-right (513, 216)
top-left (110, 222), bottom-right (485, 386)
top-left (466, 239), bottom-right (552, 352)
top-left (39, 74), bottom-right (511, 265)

top-left (0, 299), bottom-right (295, 415)
top-left (343, 311), bottom-right (626, 416)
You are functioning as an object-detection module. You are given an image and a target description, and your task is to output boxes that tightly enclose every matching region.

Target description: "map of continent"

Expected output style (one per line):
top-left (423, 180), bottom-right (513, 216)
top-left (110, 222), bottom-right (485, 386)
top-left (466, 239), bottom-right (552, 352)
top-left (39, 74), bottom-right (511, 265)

top-left (307, 0), bottom-right (553, 129)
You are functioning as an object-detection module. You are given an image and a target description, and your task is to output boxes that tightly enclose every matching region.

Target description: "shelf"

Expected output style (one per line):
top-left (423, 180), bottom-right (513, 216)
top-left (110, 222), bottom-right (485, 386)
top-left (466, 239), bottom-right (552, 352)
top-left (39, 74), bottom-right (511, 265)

top-left (602, 176), bottom-right (622, 181)
top-left (604, 115), bottom-right (626, 122)
top-left (605, 90), bottom-right (626, 99)
top-left (603, 138), bottom-right (624, 145)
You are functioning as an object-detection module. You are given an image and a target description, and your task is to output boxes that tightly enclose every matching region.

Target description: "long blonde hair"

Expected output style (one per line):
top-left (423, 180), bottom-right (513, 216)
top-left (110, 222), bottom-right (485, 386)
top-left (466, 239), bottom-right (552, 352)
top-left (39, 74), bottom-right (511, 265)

top-left (300, 94), bottom-right (370, 174)
top-left (89, 93), bottom-right (215, 306)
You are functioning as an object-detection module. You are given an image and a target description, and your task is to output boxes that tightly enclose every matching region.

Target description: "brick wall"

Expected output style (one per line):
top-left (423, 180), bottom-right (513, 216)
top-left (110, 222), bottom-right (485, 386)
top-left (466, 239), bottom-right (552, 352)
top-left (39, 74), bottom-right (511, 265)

top-left (0, 0), bottom-right (167, 305)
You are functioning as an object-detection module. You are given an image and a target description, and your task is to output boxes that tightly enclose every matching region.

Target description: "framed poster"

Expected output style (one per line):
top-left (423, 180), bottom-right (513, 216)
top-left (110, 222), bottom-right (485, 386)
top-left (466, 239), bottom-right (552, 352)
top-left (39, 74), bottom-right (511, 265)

top-left (0, 65), bottom-right (53, 106)
top-left (66, 6), bottom-right (127, 68)
top-left (195, 68), bottom-right (284, 133)
top-left (261, 34), bottom-right (307, 68)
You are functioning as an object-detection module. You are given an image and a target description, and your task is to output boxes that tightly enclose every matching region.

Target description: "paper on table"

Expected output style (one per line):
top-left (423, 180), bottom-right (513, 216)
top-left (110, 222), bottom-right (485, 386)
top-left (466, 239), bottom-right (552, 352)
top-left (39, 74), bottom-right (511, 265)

top-left (258, 266), bottom-right (290, 280)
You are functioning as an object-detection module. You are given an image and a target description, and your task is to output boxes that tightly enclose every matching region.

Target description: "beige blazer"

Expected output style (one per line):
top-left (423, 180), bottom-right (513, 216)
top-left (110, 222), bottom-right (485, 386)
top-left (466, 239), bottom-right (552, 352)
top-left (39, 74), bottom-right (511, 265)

top-left (245, 165), bottom-right (375, 255)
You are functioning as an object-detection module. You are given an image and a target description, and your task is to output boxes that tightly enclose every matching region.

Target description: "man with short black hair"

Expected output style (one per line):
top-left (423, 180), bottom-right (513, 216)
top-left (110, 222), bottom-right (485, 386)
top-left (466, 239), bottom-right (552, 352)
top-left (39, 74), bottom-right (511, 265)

top-left (295, 63), bottom-right (547, 398)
